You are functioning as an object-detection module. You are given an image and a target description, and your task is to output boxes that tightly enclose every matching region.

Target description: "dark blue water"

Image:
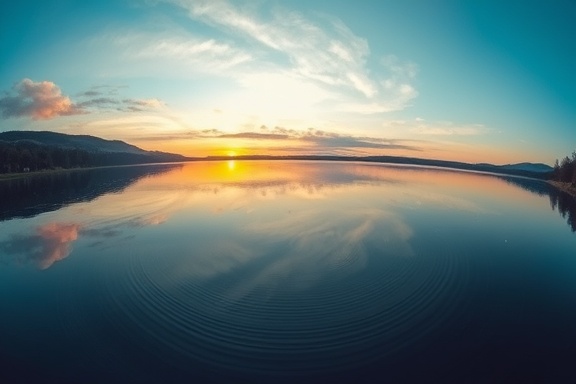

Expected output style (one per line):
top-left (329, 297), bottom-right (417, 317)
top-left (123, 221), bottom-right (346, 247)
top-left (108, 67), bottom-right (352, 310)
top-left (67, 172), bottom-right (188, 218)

top-left (1, 161), bottom-right (576, 383)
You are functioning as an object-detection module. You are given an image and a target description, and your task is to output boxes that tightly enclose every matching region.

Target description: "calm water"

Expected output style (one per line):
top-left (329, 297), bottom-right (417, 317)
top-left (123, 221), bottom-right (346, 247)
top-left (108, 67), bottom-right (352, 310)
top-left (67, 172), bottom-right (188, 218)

top-left (1, 161), bottom-right (576, 383)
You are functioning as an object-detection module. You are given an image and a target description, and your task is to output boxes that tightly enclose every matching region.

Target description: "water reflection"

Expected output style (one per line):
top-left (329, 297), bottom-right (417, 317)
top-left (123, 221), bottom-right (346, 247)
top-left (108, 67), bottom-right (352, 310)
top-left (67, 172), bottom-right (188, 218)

top-left (0, 222), bottom-right (80, 269)
top-left (1, 162), bottom-right (575, 272)
top-left (1, 161), bottom-right (576, 383)
top-left (499, 175), bottom-right (576, 232)
top-left (231, 208), bottom-right (414, 295)
top-left (0, 163), bottom-right (181, 221)
top-left (7, 160), bottom-right (565, 224)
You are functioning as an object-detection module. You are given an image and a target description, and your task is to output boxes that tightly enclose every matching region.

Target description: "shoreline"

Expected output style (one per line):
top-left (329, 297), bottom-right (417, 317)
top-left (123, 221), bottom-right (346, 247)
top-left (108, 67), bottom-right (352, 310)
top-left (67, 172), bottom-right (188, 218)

top-left (0, 161), bottom-right (188, 182)
top-left (0, 158), bottom-right (553, 183)
top-left (549, 181), bottom-right (576, 197)
top-left (0, 168), bottom-right (86, 181)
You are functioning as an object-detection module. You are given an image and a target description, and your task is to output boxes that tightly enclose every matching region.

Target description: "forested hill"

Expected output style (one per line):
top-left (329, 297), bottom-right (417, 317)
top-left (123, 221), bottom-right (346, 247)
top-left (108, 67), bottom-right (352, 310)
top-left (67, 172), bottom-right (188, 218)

top-left (551, 152), bottom-right (576, 186)
top-left (0, 130), bottom-right (186, 173)
top-left (0, 130), bottom-right (147, 154)
top-left (0, 130), bottom-right (556, 180)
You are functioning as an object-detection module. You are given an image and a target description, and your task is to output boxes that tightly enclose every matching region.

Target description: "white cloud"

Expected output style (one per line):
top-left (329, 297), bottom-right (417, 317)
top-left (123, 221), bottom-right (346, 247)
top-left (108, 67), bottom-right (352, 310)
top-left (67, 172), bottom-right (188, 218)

top-left (157, 0), bottom-right (418, 113)
top-left (131, 36), bottom-right (253, 71)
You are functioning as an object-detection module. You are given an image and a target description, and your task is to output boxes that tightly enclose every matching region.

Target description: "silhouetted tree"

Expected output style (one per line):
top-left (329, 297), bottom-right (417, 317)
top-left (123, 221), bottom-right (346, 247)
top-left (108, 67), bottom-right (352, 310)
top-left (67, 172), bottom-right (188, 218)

top-left (0, 140), bottom-right (182, 174)
top-left (552, 151), bottom-right (576, 185)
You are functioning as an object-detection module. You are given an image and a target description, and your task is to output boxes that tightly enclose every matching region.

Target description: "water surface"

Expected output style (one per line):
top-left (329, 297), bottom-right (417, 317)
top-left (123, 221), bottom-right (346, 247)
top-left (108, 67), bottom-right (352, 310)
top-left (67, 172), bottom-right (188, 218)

top-left (1, 161), bottom-right (575, 383)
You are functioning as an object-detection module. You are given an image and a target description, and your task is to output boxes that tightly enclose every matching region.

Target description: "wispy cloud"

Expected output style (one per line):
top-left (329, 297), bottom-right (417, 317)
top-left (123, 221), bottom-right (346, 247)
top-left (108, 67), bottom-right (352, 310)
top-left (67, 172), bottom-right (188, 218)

top-left (151, 0), bottom-right (418, 113)
top-left (130, 36), bottom-right (253, 71)
top-left (0, 79), bottom-right (85, 120)
top-left (78, 90), bottom-right (103, 97)
top-left (127, 98), bottom-right (165, 109)
top-left (76, 97), bottom-right (118, 108)
top-left (141, 125), bottom-right (421, 153)
top-left (217, 132), bottom-right (290, 140)
top-left (76, 89), bottom-right (166, 113)
top-left (76, 85), bottom-right (129, 98)
top-left (383, 118), bottom-right (488, 136)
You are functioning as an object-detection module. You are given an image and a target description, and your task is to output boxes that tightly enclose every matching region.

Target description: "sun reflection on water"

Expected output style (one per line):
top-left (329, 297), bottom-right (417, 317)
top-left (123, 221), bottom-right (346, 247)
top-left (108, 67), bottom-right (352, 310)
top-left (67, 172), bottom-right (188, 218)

top-left (0, 161), bottom-right (553, 271)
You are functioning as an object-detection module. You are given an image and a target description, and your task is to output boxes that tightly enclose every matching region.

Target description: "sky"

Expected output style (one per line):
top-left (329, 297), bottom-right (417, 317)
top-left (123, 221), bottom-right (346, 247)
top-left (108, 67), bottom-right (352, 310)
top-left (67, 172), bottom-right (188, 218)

top-left (0, 0), bottom-right (574, 164)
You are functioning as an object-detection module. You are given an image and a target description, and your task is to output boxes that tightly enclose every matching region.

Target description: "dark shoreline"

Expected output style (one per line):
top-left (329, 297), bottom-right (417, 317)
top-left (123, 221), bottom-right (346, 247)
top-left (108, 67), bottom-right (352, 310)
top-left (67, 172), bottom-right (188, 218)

top-left (0, 162), bottom-right (182, 181)
top-left (549, 181), bottom-right (576, 198)
top-left (0, 167), bottom-right (87, 181)
top-left (0, 155), bottom-right (553, 182)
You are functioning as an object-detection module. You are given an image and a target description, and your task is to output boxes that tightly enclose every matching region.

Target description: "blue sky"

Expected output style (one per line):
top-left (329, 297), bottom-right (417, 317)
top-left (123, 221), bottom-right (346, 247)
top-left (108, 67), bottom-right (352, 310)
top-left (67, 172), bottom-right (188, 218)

top-left (1, 0), bottom-right (574, 164)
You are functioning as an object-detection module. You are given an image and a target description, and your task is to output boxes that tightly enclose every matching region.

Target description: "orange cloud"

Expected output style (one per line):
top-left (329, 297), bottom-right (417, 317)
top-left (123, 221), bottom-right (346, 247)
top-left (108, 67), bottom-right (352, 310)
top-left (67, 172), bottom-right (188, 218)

top-left (0, 78), bottom-right (85, 120)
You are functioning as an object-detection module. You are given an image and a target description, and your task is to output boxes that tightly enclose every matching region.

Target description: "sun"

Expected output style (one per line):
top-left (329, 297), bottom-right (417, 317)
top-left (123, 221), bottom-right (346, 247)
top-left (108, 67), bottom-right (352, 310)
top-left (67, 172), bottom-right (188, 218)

top-left (227, 151), bottom-right (237, 157)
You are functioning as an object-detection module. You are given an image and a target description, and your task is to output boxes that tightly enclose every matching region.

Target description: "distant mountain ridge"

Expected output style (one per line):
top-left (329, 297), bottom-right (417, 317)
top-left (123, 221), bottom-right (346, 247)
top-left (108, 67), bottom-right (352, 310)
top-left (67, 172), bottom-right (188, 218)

top-left (205, 154), bottom-right (553, 179)
top-left (499, 162), bottom-right (553, 173)
top-left (0, 130), bottom-right (553, 179)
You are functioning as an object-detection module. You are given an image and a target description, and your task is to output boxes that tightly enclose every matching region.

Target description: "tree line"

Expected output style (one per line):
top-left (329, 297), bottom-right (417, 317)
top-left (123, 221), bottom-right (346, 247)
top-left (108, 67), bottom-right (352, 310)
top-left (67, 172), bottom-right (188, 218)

top-left (552, 152), bottom-right (576, 185)
top-left (0, 141), bottom-right (167, 174)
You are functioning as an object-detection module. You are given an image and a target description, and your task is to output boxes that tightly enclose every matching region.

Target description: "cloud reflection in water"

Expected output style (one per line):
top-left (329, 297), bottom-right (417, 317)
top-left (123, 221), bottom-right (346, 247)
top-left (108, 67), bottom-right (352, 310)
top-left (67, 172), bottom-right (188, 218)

top-left (0, 222), bottom-right (81, 269)
top-left (0, 161), bottom-right (521, 272)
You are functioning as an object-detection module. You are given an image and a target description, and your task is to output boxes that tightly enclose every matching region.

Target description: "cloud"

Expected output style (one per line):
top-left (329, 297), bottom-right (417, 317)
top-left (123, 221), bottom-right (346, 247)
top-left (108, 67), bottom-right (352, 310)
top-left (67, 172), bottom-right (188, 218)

top-left (77, 97), bottom-right (119, 107)
top-left (303, 133), bottom-right (418, 150)
top-left (241, 126), bottom-right (419, 150)
top-left (383, 118), bottom-right (488, 136)
top-left (0, 79), bottom-right (85, 120)
top-left (217, 132), bottom-right (290, 140)
top-left (130, 36), bottom-right (252, 71)
top-left (174, 1), bottom-right (372, 92)
top-left (76, 95), bottom-right (165, 112)
top-left (124, 98), bottom-right (165, 109)
top-left (142, 126), bottom-right (421, 153)
top-left (152, 0), bottom-right (418, 113)
top-left (0, 79), bottom-right (165, 122)
top-left (76, 85), bottom-right (129, 98)
top-left (0, 222), bottom-right (81, 270)
top-left (78, 90), bottom-right (103, 97)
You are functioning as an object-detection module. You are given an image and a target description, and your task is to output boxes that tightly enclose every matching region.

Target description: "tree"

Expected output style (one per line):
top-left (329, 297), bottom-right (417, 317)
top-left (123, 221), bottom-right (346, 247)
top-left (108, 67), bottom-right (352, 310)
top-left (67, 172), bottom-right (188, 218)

top-left (553, 159), bottom-right (560, 179)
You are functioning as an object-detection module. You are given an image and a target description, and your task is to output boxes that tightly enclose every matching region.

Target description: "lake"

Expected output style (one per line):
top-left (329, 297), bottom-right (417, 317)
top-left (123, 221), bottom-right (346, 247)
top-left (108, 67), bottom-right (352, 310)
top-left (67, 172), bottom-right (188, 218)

top-left (1, 161), bottom-right (576, 383)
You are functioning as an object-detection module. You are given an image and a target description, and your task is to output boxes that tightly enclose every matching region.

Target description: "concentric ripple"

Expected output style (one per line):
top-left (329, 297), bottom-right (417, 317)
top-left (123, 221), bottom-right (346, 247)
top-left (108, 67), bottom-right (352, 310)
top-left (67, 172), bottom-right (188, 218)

top-left (96, 235), bottom-right (472, 378)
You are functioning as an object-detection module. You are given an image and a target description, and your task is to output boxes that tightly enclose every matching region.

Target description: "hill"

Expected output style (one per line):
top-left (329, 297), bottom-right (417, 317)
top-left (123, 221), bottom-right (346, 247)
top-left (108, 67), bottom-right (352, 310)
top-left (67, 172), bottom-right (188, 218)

top-left (0, 130), bottom-right (554, 180)
top-left (499, 162), bottom-right (553, 174)
top-left (204, 154), bottom-right (553, 180)
top-left (0, 130), bottom-right (186, 173)
top-left (0, 130), bottom-right (147, 154)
